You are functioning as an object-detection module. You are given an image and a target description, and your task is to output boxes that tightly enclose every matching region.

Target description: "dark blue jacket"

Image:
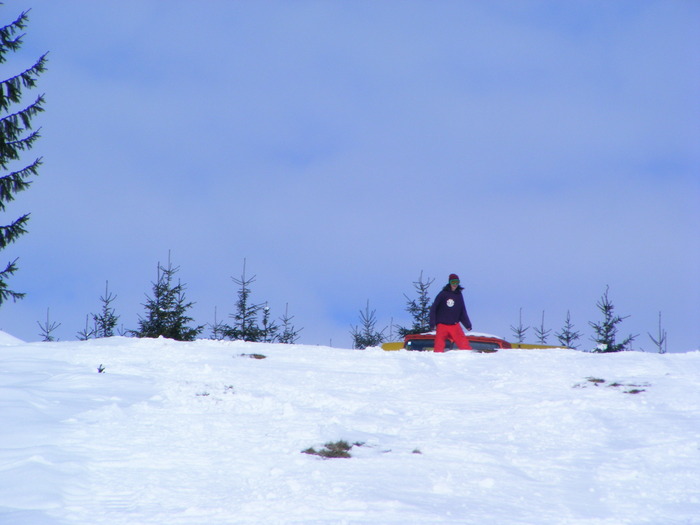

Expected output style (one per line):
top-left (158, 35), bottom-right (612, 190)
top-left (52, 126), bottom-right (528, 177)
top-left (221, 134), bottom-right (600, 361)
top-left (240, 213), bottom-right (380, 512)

top-left (429, 285), bottom-right (472, 331)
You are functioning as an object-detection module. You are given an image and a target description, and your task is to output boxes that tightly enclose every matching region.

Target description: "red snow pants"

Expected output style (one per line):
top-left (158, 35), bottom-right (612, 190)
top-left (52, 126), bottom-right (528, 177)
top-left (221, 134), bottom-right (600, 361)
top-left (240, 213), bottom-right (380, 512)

top-left (434, 323), bottom-right (472, 352)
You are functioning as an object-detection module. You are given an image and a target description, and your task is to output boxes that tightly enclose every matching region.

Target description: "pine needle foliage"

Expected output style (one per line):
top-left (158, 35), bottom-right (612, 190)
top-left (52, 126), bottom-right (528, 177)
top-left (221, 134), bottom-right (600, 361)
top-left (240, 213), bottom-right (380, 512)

top-left (555, 310), bottom-right (581, 349)
top-left (207, 306), bottom-right (227, 340)
top-left (396, 271), bottom-right (434, 337)
top-left (278, 302), bottom-right (302, 344)
top-left (589, 286), bottom-right (636, 352)
top-left (510, 307), bottom-right (529, 343)
top-left (0, 9), bottom-right (47, 304)
top-left (260, 303), bottom-right (279, 343)
top-left (135, 255), bottom-right (203, 341)
top-left (224, 259), bottom-right (264, 342)
top-left (92, 281), bottom-right (119, 338)
top-left (534, 310), bottom-right (551, 345)
top-left (76, 315), bottom-right (95, 341)
top-left (350, 300), bottom-right (386, 349)
top-left (648, 311), bottom-right (667, 354)
top-left (37, 307), bottom-right (60, 341)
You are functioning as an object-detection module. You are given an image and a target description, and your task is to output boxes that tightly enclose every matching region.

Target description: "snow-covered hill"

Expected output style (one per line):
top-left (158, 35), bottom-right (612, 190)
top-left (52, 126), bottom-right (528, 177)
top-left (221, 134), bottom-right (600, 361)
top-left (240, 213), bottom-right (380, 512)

top-left (1, 334), bottom-right (699, 524)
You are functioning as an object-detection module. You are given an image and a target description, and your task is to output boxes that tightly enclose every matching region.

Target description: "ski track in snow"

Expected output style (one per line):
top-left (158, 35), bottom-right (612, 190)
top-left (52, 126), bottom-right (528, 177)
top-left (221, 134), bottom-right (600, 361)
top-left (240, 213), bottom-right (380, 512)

top-left (1, 336), bottom-right (699, 524)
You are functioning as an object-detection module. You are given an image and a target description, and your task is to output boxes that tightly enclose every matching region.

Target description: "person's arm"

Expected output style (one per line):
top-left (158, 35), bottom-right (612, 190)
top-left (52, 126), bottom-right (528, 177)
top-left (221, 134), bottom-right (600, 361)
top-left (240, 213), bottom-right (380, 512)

top-left (429, 292), bottom-right (441, 331)
top-left (460, 295), bottom-right (472, 331)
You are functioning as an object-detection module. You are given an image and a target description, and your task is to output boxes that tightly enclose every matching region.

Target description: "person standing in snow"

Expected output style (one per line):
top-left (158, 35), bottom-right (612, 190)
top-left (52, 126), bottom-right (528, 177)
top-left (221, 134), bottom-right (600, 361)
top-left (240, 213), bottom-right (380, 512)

top-left (429, 273), bottom-right (473, 353)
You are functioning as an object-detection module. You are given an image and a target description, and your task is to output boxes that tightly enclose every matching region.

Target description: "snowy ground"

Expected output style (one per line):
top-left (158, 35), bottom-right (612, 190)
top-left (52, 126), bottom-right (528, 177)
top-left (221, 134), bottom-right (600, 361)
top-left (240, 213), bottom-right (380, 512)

top-left (1, 332), bottom-right (699, 524)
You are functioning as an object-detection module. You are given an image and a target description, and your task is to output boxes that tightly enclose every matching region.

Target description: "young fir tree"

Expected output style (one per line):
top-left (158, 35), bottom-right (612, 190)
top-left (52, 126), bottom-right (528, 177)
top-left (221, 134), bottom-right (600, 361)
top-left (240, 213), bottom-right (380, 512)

top-left (555, 310), bottom-right (581, 349)
top-left (224, 259), bottom-right (263, 342)
top-left (76, 315), bottom-right (95, 341)
top-left (208, 306), bottom-right (227, 340)
top-left (396, 271), bottom-right (434, 337)
top-left (589, 286), bottom-right (636, 353)
top-left (260, 303), bottom-right (279, 343)
top-left (0, 10), bottom-right (47, 305)
top-left (135, 255), bottom-right (203, 341)
top-left (510, 307), bottom-right (529, 343)
top-left (534, 310), bottom-right (551, 345)
top-left (350, 300), bottom-right (386, 349)
top-left (37, 307), bottom-right (60, 341)
top-left (278, 302), bottom-right (302, 344)
top-left (92, 281), bottom-right (119, 338)
top-left (648, 311), bottom-right (667, 354)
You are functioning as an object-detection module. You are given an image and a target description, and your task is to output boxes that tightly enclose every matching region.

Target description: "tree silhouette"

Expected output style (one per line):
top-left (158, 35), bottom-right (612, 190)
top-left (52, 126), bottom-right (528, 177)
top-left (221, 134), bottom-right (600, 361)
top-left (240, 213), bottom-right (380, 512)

top-left (0, 10), bottom-right (47, 304)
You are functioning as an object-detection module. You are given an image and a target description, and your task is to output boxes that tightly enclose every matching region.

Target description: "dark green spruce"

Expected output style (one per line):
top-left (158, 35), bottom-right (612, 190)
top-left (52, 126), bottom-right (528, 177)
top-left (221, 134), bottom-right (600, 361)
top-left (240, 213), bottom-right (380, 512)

top-left (135, 255), bottom-right (203, 341)
top-left (0, 9), bottom-right (47, 304)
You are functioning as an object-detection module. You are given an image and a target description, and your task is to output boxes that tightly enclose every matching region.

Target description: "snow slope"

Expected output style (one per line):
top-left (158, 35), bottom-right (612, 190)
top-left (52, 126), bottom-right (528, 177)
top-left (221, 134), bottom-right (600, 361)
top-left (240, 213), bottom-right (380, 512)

top-left (1, 336), bottom-right (699, 524)
top-left (0, 330), bottom-right (24, 345)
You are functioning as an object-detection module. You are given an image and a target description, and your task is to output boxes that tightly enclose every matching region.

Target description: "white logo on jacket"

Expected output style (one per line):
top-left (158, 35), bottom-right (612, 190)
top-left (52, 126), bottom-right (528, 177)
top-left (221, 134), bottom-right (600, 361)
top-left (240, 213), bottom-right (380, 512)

top-left (447, 299), bottom-right (455, 307)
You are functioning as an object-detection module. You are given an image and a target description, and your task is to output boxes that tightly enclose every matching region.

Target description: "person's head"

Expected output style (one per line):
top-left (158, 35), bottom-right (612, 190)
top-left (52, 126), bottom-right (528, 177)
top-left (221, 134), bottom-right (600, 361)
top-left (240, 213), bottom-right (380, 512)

top-left (448, 273), bottom-right (460, 290)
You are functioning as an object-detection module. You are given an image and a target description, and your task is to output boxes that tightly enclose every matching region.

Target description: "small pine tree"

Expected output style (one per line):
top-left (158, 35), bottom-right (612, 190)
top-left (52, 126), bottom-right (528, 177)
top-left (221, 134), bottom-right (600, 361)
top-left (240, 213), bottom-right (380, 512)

top-left (350, 300), bottom-right (386, 349)
top-left (589, 286), bottom-right (636, 352)
top-left (534, 311), bottom-right (551, 345)
top-left (135, 254), bottom-right (203, 341)
top-left (76, 315), bottom-right (95, 341)
top-left (510, 307), bottom-right (529, 343)
top-left (555, 310), bottom-right (581, 349)
top-left (648, 311), bottom-right (667, 354)
top-left (208, 306), bottom-right (227, 340)
top-left (0, 10), bottom-right (47, 305)
top-left (260, 303), bottom-right (279, 343)
top-left (37, 307), bottom-right (60, 341)
top-left (224, 259), bottom-right (263, 342)
top-left (396, 271), bottom-right (434, 337)
top-left (92, 281), bottom-right (119, 338)
top-left (278, 302), bottom-right (302, 344)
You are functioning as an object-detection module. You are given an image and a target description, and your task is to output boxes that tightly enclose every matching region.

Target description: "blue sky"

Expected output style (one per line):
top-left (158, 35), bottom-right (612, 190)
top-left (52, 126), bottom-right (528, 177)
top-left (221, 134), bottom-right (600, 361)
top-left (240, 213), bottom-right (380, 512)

top-left (2, 1), bottom-right (698, 350)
